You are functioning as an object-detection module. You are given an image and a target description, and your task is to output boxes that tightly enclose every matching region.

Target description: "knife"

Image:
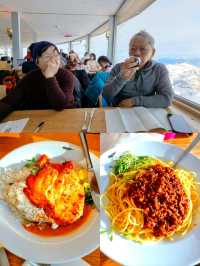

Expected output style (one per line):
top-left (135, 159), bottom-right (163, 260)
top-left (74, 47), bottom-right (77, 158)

top-left (80, 131), bottom-right (100, 210)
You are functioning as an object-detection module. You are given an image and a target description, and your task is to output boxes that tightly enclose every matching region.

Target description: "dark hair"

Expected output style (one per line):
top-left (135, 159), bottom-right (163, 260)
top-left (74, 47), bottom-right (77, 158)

top-left (90, 53), bottom-right (96, 60)
top-left (84, 58), bottom-right (90, 65)
top-left (32, 41), bottom-right (59, 62)
top-left (97, 56), bottom-right (112, 65)
top-left (38, 44), bottom-right (59, 58)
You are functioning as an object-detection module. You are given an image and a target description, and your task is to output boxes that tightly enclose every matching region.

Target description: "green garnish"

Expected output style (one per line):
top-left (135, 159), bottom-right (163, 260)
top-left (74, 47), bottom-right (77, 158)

top-left (113, 152), bottom-right (154, 174)
top-left (100, 228), bottom-right (114, 241)
top-left (31, 166), bottom-right (39, 175)
top-left (25, 157), bottom-right (37, 168)
top-left (84, 183), bottom-right (94, 205)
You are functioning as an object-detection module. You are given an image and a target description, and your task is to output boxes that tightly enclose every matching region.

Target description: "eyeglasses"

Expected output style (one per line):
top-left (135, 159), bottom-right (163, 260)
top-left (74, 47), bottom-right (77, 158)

top-left (130, 46), bottom-right (151, 55)
top-left (41, 52), bottom-right (60, 60)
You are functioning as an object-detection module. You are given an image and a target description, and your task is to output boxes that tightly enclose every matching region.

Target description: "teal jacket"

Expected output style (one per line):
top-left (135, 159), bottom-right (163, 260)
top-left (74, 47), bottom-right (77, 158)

top-left (84, 71), bottom-right (110, 107)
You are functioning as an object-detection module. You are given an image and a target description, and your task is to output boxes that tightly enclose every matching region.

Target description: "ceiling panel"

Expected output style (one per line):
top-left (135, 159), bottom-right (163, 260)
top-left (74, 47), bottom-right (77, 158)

top-left (0, 0), bottom-right (124, 48)
top-left (0, 0), bottom-right (122, 15)
top-left (0, 0), bottom-right (155, 49)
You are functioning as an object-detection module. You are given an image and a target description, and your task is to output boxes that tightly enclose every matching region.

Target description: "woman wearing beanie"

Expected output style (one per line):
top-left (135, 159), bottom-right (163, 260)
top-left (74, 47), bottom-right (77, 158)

top-left (0, 41), bottom-right (75, 121)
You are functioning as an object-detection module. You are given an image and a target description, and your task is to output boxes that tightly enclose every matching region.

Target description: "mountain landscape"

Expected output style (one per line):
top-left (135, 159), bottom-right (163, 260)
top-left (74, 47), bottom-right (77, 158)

top-left (166, 63), bottom-right (200, 104)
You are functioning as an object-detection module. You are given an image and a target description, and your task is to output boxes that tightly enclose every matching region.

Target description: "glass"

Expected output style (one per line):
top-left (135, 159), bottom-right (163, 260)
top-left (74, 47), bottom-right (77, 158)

top-left (71, 39), bottom-right (86, 58)
top-left (90, 32), bottom-right (108, 58)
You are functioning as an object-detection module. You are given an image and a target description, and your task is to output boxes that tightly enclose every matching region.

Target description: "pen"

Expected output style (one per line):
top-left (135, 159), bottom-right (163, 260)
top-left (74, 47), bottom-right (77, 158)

top-left (33, 121), bottom-right (45, 133)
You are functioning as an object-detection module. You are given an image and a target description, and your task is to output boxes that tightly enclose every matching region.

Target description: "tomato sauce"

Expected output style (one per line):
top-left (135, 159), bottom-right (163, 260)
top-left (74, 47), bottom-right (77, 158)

top-left (23, 205), bottom-right (93, 237)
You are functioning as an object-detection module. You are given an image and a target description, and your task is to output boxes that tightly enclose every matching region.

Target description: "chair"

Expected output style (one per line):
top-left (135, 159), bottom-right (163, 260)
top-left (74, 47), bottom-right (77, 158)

top-left (0, 61), bottom-right (11, 71)
top-left (0, 85), bottom-right (6, 99)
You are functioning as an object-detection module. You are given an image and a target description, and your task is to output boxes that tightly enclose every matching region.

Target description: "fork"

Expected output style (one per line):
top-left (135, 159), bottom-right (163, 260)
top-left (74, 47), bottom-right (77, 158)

top-left (81, 111), bottom-right (89, 132)
top-left (87, 108), bottom-right (96, 132)
top-left (173, 132), bottom-right (200, 168)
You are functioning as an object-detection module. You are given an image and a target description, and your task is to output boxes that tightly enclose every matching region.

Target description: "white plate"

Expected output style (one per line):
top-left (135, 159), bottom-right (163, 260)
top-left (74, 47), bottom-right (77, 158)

top-left (0, 140), bottom-right (99, 264)
top-left (100, 141), bottom-right (200, 266)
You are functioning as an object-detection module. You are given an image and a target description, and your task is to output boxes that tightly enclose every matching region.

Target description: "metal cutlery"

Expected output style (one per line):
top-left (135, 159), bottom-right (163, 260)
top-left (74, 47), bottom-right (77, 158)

top-left (80, 130), bottom-right (100, 211)
top-left (87, 108), bottom-right (96, 132)
top-left (0, 246), bottom-right (10, 266)
top-left (81, 111), bottom-right (89, 132)
top-left (173, 133), bottom-right (200, 168)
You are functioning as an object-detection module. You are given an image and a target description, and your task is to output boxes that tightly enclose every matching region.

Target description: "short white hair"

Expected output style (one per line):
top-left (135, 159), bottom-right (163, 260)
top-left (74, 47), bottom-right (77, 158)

top-left (129, 30), bottom-right (155, 48)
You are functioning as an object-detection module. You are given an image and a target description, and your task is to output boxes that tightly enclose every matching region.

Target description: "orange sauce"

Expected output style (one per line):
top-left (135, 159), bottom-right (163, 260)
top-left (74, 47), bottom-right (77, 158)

top-left (23, 205), bottom-right (93, 237)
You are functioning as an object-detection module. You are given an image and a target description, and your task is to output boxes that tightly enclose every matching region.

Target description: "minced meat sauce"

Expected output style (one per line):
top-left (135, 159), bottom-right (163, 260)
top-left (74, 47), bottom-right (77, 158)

top-left (127, 164), bottom-right (189, 237)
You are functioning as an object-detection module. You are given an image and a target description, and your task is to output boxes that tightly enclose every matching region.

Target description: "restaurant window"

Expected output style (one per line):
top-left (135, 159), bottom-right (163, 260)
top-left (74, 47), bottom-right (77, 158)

top-left (115, 0), bottom-right (200, 105)
top-left (57, 43), bottom-right (69, 54)
top-left (90, 32), bottom-right (108, 59)
top-left (0, 47), bottom-right (12, 58)
top-left (71, 39), bottom-right (86, 58)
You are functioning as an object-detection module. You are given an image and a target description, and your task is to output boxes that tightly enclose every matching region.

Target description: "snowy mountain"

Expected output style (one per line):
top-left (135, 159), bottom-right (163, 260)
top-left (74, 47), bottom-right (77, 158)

top-left (166, 63), bottom-right (200, 104)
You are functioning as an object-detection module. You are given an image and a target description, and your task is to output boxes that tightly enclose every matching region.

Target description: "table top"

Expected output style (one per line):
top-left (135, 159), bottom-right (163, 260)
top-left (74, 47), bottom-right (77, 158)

top-left (100, 133), bottom-right (200, 266)
top-left (3, 108), bottom-right (106, 133)
top-left (0, 133), bottom-right (100, 266)
top-left (3, 106), bottom-right (200, 134)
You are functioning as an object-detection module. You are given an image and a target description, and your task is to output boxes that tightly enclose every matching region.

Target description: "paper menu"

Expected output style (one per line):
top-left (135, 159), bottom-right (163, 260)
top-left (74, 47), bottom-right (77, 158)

top-left (0, 118), bottom-right (29, 133)
top-left (105, 107), bottom-right (171, 133)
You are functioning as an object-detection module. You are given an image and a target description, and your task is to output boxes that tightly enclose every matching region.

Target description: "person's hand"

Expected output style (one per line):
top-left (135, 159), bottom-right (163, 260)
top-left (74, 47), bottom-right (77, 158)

top-left (118, 98), bottom-right (135, 107)
top-left (121, 57), bottom-right (140, 80)
top-left (42, 57), bottom-right (60, 79)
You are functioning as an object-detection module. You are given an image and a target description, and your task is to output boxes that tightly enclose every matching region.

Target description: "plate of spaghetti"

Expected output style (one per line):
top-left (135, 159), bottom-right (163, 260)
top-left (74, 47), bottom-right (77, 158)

top-left (0, 140), bottom-right (99, 264)
top-left (100, 141), bottom-right (200, 266)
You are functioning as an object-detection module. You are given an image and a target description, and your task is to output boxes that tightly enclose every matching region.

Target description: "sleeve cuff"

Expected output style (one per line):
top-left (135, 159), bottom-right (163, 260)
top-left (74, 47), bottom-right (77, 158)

top-left (115, 72), bottom-right (128, 87)
top-left (132, 96), bottom-right (142, 106)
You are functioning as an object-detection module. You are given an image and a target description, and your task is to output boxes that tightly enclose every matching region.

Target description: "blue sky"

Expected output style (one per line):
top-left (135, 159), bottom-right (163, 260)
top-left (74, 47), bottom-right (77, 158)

top-left (115, 0), bottom-right (200, 61)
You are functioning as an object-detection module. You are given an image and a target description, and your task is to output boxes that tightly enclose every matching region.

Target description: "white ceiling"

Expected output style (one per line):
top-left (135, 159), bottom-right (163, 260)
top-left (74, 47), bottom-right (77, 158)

top-left (0, 0), bottom-right (155, 48)
top-left (0, 0), bottom-right (123, 48)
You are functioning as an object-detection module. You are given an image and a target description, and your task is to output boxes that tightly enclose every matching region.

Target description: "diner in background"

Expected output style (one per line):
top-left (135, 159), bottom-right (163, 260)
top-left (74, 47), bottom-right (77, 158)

top-left (103, 30), bottom-right (174, 108)
top-left (83, 56), bottom-right (112, 107)
top-left (85, 53), bottom-right (100, 78)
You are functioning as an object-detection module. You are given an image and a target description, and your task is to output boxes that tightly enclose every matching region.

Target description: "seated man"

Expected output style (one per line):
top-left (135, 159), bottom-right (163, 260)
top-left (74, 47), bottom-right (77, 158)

top-left (0, 41), bottom-right (75, 121)
top-left (103, 30), bottom-right (174, 108)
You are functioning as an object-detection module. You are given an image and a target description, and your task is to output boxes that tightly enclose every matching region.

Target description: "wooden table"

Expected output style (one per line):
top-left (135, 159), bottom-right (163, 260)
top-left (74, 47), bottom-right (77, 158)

top-left (3, 108), bottom-right (106, 133)
top-left (100, 133), bottom-right (200, 266)
top-left (3, 105), bottom-right (200, 133)
top-left (0, 133), bottom-right (100, 266)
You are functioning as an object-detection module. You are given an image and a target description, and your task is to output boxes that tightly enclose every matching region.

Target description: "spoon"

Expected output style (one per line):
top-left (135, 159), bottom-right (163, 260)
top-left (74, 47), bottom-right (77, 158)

top-left (173, 133), bottom-right (200, 168)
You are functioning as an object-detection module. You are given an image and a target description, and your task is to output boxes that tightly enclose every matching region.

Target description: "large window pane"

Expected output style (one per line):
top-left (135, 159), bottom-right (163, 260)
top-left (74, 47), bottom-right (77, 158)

top-left (0, 48), bottom-right (11, 57)
top-left (90, 33), bottom-right (108, 59)
top-left (115, 0), bottom-right (200, 105)
top-left (71, 39), bottom-right (86, 58)
top-left (57, 43), bottom-right (69, 54)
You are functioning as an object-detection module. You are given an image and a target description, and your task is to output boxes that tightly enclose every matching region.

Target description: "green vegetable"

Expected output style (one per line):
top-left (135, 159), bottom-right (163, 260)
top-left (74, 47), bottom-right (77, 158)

top-left (31, 166), bottom-right (39, 175)
top-left (25, 157), bottom-right (37, 168)
top-left (113, 152), bottom-right (154, 175)
top-left (84, 183), bottom-right (94, 205)
top-left (100, 228), bottom-right (114, 241)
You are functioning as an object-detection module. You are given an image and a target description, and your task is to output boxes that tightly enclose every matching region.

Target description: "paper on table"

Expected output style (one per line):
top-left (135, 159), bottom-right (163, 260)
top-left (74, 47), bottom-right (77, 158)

top-left (0, 118), bottom-right (29, 133)
top-left (105, 109), bottom-right (125, 132)
top-left (105, 107), bottom-right (171, 132)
